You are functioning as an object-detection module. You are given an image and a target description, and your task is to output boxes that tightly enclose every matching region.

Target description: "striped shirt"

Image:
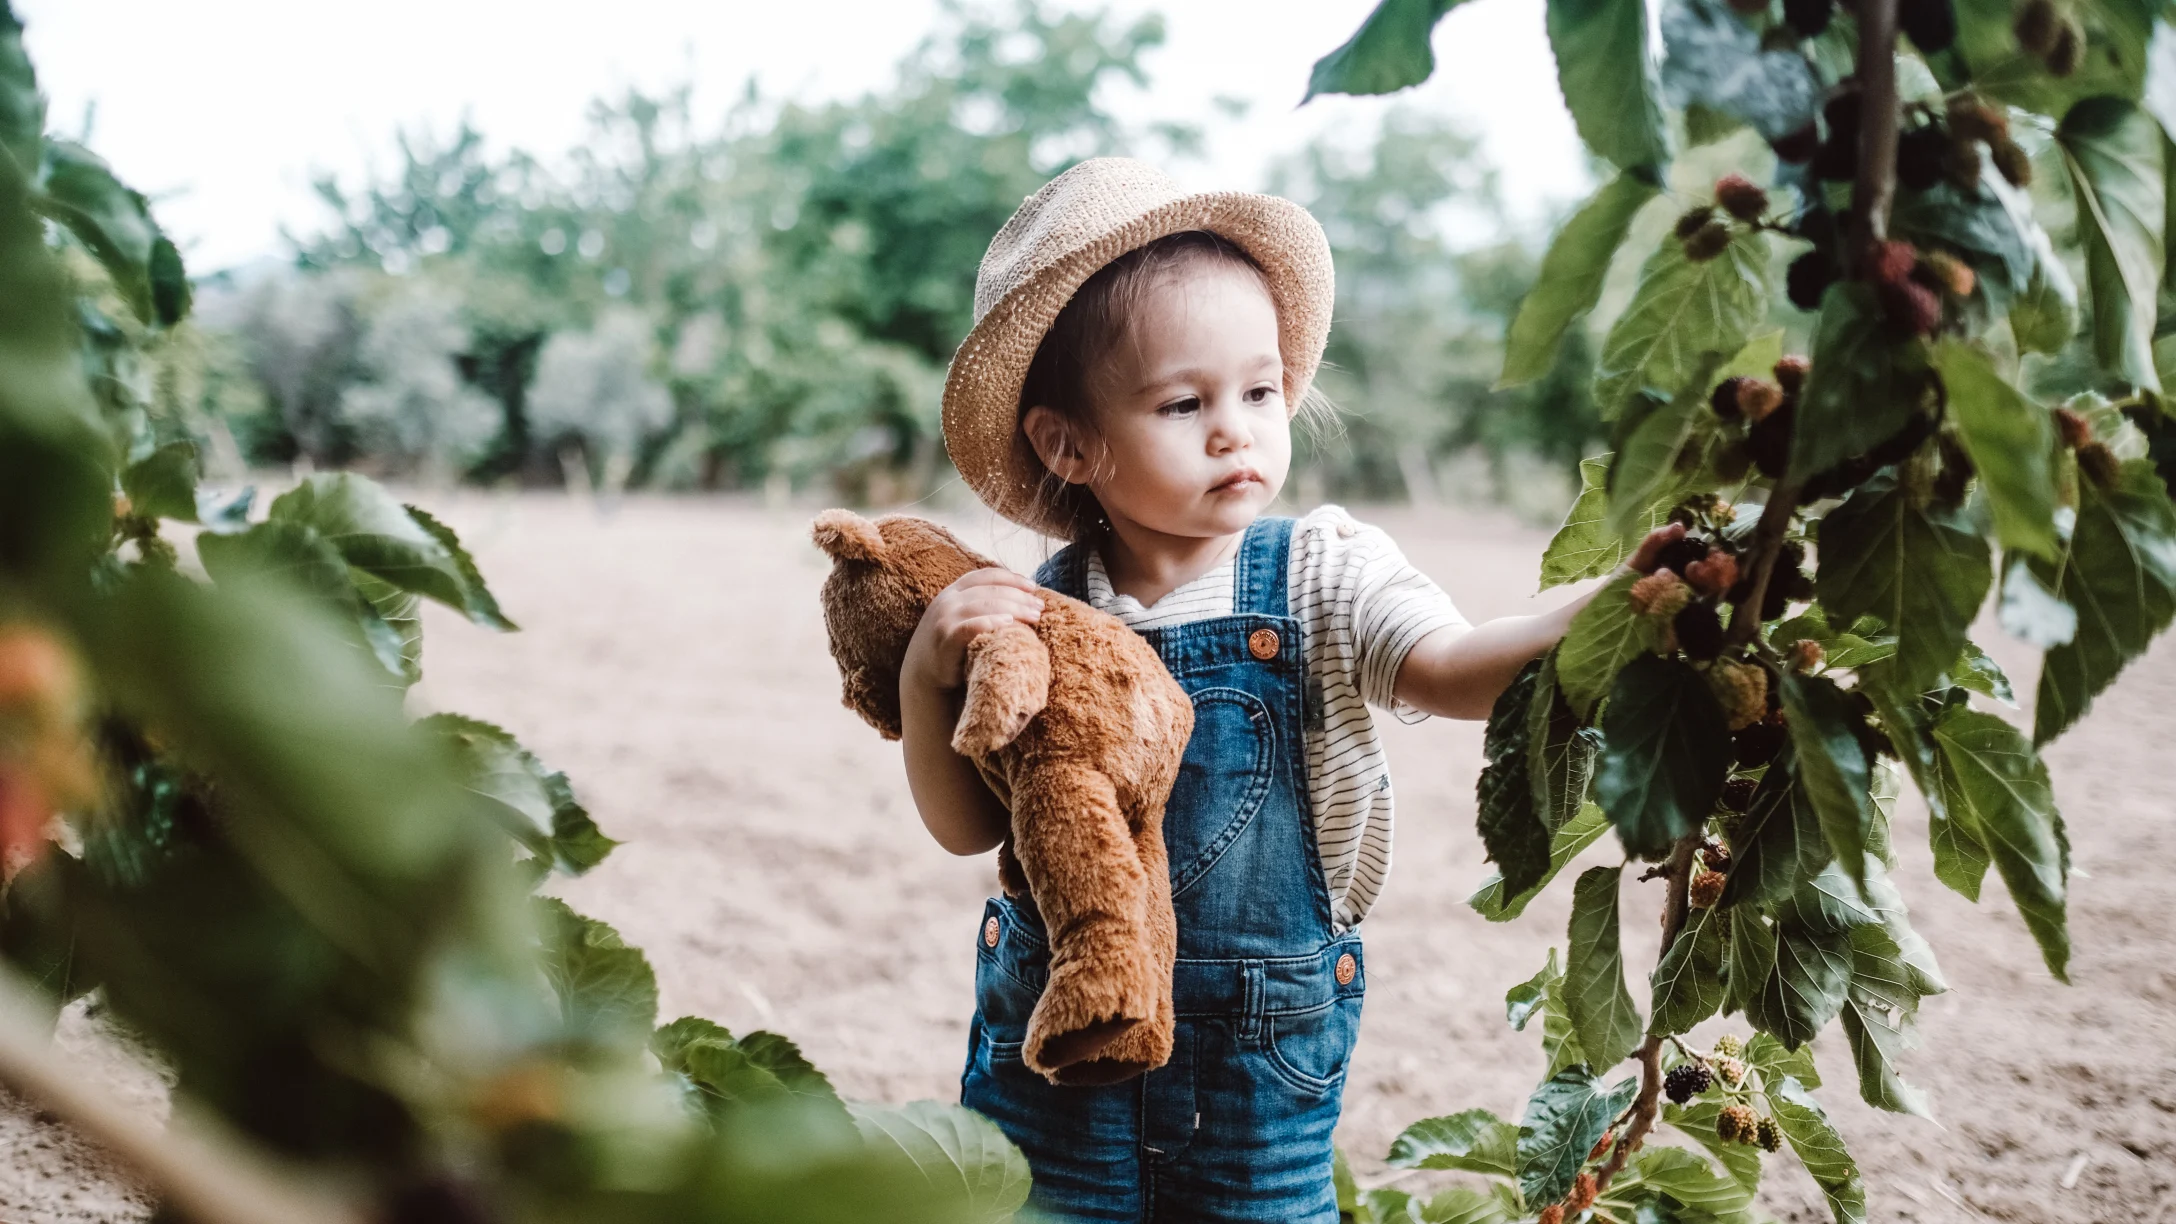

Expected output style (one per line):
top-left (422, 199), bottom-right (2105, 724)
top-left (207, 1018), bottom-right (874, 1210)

top-left (1081, 506), bottom-right (1469, 930)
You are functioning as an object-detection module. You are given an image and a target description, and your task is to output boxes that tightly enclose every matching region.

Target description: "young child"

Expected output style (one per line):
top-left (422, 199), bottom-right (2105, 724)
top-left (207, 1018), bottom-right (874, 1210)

top-left (905, 158), bottom-right (1675, 1222)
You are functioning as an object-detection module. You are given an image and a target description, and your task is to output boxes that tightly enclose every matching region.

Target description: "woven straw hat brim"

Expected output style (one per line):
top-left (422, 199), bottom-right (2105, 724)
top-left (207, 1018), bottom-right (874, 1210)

top-left (942, 182), bottom-right (1334, 538)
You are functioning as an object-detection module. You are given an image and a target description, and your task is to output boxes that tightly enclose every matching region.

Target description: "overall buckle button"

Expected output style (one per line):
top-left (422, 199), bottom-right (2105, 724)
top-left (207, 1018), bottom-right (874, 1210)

top-left (983, 916), bottom-right (1001, 948)
top-left (1248, 628), bottom-right (1280, 660)
top-left (1335, 951), bottom-right (1357, 985)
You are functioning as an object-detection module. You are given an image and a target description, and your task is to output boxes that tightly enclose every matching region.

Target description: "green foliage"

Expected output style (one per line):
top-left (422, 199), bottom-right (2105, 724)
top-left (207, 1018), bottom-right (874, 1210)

top-left (1476, 660), bottom-right (1554, 895)
top-left (1516, 1067), bottom-right (1638, 1203)
top-left (1546, 0), bottom-right (1672, 173)
top-left (2029, 458), bottom-right (2176, 743)
top-left (1564, 866), bottom-right (1642, 1068)
top-left (1592, 226), bottom-right (1769, 420)
top-left (1555, 570), bottom-right (1649, 716)
top-left (1501, 173), bottom-right (1660, 387)
top-left (2058, 98), bottom-right (2166, 392)
top-left (1594, 655), bottom-right (1732, 856)
top-left (1304, 0), bottom-right (1469, 100)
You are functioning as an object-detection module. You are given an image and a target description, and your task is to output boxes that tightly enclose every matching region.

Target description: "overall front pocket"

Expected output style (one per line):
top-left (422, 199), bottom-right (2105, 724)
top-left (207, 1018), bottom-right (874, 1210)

top-left (1259, 993), bottom-right (1362, 1095)
top-left (1165, 686), bottom-right (1276, 899)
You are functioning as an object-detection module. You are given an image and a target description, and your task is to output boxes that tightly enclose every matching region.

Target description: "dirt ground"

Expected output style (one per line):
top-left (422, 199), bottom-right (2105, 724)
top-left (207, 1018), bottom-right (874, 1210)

top-left (3, 493), bottom-right (2172, 1223)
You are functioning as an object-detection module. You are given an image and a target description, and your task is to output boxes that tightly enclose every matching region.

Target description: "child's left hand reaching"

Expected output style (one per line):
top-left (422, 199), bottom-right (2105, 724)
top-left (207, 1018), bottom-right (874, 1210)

top-left (1392, 523), bottom-right (1688, 721)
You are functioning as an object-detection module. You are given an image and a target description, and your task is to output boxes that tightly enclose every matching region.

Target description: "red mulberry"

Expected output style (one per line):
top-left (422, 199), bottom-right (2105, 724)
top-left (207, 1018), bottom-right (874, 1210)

top-left (1567, 1173), bottom-right (1599, 1212)
top-left (1716, 173), bottom-right (1769, 222)
top-left (1685, 552), bottom-right (1739, 597)
top-left (1773, 355), bottom-right (1810, 396)
top-left (1717, 1103), bottom-right (1759, 1144)
top-left (1689, 869), bottom-right (1727, 908)
top-left (1701, 840), bottom-right (1733, 872)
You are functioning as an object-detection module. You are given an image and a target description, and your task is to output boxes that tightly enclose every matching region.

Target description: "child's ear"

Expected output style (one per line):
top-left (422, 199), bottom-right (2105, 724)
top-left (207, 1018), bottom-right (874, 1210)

top-left (1023, 405), bottom-right (1092, 485)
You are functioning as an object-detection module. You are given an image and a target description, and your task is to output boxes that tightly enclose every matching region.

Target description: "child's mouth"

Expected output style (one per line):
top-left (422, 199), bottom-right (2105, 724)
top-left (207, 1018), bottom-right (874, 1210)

top-left (1210, 469), bottom-right (1263, 494)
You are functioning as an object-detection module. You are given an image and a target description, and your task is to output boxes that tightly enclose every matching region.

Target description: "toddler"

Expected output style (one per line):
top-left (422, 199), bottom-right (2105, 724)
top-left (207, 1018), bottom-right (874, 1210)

top-left (904, 158), bottom-right (1674, 1222)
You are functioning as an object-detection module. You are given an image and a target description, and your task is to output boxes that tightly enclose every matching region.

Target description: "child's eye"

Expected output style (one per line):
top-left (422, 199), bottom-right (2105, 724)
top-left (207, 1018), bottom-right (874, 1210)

top-left (1246, 385), bottom-right (1276, 404)
top-left (1158, 396), bottom-right (1201, 416)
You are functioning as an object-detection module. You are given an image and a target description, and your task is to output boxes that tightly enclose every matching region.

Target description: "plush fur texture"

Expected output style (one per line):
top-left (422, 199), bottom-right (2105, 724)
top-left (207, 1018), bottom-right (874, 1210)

top-left (812, 510), bottom-right (1190, 1084)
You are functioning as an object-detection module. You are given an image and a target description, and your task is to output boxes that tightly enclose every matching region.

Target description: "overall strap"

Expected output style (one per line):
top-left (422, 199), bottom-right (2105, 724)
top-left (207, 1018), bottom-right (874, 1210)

top-left (1033, 540), bottom-right (1090, 600)
top-left (1231, 516), bottom-right (1295, 618)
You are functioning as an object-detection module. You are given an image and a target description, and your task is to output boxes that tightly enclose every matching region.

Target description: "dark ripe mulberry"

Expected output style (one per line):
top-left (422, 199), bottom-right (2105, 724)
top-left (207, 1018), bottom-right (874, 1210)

top-left (1747, 404), bottom-right (1795, 478)
top-left (1688, 868), bottom-right (1728, 908)
top-left (2048, 19), bottom-right (2083, 75)
top-left (1762, 570), bottom-right (1801, 620)
top-left (1716, 173), bottom-right (1770, 222)
top-left (1720, 775), bottom-right (1759, 812)
top-left (1772, 122), bottom-right (1821, 164)
top-left (1685, 219), bottom-right (1734, 261)
top-left (1899, 0), bottom-right (1958, 52)
top-left (1675, 602), bottom-right (1726, 661)
top-left (1665, 1062), bottom-right (1715, 1104)
top-left (1774, 355), bottom-right (1810, 396)
top-left (2015, 0), bottom-right (2059, 54)
top-left (1897, 125), bottom-right (1947, 191)
top-left (2078, 440), bottom-right (2120, 488)
top-left (1991, 135), bottom-right (2033, 187)
top-left (1785, 0), bottom-right (1835, 35)
top-left (1735, 719), bottom-right (1787, 767)
top-left (1655, 535), bottom-right (1712, 578)
top-left (1712, 375), bottom-right (1752, 420)
top-left (1676, 205), bottom-right (1718, 240)
top-left (1814, 134), bottom-right (1859, 181)
top-left (1880, 278), bottom-right (1944, 337)
top-left (1754, 1117), bottom-right (1785, 1152)
top-left (1787, 251), bottom-right (1835, 311)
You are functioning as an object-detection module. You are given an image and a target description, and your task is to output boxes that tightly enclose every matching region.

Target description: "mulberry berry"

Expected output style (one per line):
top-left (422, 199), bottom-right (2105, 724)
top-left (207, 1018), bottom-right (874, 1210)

top-left (1665, 1062), bottom-right (1714, 1104)
top-left (1785, 0), bottom-right (1835, 35)
top-left (1711, 375), bottom-right (1752, 420)
top-left (2054, 406), bottom-right (2092, 448)
top-left (1881, 278), bottom-right (1944, 337)
top-left (1868, 239), bottom-right (1920, 287)
top-left (1772, 122), bottom-right (1821, 164)
top-left (1589, 1128), bottom-right (1616, 1162)
top-left (1707, 658), bottom-right (1769, 730)
top-left (1538, 1207), bottom-right (1565, 1224)
top-left (1991, 136), bottom-right (2033, 187)
top-left (1738, 379), bottom-right (1785, 422)
top-left (1947, 96), bottom-right (2009, 143)
top-left (2048, 18), bottom-right (2083, 75)
top-left (1715, 1056), bottom-right (1748, 1087)
top-left (1897, 124), bottom-right (1947, 191)
top-left (1945, 138), bottom-right (1987, 190)
top-left (1710, 497), bottom-right (1739, 525)
top-left (1684, 219), bottom-right (1734, 262)
top-left (2015, 0), bottom-right (2059, 54)
top-left (1630, 569), bottom-right (1694, 620)
top-left (1676, 602), bottom-right (1725, 661)
top-left (1786, 252), bottom-right (1834, 311)
top-left (1654, 536), bottom-right (1711, 578)
top-left (1734, 719), bottom-right (1787, 767)
top-left (1701, 840), bottom-right (1733, 872)
top-left (1899, 0), bottom-right (1958, 52)
top-left (1815, 94), bottom-right (1862, 181)
top-left (1720, 774), bottom-right (1759, 812)
top-left (1755, 1117), bottom-right (1784, 1151)
top-left (1773, 355), bottom-right (1810, 396)
top-left (1713, 1034), bottom-right (1745, 1058)
top-left (1689, 868), bottom-right (1727, 908)
top-left (1789, 638), bottom-right (1825, 672)
top-left (1921, 250), bottom-right (1977, 297)
top-left (1717, 1103), bottom-right (1759, 1144)
top-left (2078, 441), bottom-right (2119, 488)
top-left (1716, 173), bottom-right (1769, 222)
top-left (1685, 552), bottom-right (1739, 597)
top-left (1747, 405), bottom-right (1795, 479)
top-left (1567, 1173), bottom-right (1599, 1212)
top-left (1676, 205), bottom-right (1718, 240)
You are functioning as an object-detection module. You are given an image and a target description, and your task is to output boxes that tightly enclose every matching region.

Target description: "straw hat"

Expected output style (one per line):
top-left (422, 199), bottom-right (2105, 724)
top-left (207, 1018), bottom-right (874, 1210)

top-left (941, 157), bottom-right (1335, 536)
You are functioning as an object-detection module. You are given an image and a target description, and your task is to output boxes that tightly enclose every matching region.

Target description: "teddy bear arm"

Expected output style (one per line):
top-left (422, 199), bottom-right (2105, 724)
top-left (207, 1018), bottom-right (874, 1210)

top-left (951, 622), bottom-right (1050, 757)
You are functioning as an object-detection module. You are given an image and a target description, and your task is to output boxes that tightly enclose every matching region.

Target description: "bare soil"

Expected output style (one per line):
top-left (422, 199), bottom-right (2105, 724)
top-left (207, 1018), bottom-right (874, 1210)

top-left (4, 494), bottom-right (2172, 1223)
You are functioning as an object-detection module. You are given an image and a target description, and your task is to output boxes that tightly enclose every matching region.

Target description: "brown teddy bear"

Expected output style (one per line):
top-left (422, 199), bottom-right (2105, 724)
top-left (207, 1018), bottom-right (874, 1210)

top-left (811, 509), bottom-right (1190, 1085)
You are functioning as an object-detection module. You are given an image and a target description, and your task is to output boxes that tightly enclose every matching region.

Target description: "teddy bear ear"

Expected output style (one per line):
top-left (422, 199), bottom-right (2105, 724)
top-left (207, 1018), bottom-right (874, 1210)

top-left (811, 509), bottom-right (885, 563)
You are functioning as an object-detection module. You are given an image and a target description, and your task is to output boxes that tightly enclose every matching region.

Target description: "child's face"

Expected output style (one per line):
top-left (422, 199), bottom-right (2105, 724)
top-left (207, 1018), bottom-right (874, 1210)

top-left (1031, 260), bottom-right (1289, 541)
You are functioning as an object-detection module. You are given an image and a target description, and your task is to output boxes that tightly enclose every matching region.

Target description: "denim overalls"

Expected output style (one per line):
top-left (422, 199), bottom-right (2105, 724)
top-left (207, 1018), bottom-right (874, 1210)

top-left (960, 516), bottom-right (1365, 1223)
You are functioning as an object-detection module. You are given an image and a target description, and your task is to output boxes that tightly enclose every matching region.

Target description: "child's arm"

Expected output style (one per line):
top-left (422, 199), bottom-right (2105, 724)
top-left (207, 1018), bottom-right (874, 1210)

top-left (1392, 524), bottom-right (1685, 720)
top-left (899, 568), bottom-right (1044, 855)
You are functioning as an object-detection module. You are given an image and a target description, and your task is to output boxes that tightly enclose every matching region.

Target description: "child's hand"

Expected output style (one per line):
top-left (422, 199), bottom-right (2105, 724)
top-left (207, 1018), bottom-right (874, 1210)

top-left (1625, 522), bottom-right (1688, 574)
top-left (904, 569), bottom-right (1045, 692)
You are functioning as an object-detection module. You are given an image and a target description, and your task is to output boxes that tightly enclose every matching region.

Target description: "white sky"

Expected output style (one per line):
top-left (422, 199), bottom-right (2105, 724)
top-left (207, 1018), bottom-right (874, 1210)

top-left (14, 0), bottom-right (1590, 274)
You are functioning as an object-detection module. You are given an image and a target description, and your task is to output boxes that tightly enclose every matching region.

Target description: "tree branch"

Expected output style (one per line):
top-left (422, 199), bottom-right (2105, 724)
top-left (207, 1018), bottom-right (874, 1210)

top-left (1593, 834), bottom-right (1699, 1193)
top-left (1848, 0), bottom-right (1902, 266)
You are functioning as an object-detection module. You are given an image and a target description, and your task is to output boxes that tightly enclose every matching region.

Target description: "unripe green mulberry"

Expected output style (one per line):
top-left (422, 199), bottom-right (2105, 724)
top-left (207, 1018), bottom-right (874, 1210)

top-left (1714, 1055), bottom-right (1747, 1087)
top-left (1712, 1034), bottom-right (1745, 1058)
top-left (1717, 1103), bottom-right (1760, 1144)
top-left (1706, 658), bottom-right (1769, 731)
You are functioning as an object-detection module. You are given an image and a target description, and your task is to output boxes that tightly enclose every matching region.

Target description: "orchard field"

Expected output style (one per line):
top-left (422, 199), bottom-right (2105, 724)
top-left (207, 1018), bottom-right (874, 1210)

top-left (5, 494), bottom-right (2169, 1224)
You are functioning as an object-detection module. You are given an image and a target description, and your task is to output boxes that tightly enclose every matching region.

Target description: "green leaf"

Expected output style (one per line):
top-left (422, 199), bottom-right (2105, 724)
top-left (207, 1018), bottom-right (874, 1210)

top-left (2031, 458), bottom-right (2176, 742)
top-left (1778, 859), bottom-right (1883, 934)
top-left (1303, 0), bottom-right (1466, 100)
top-left (1841, 923), bottom-right (1939, 1116)
top-left (1952, 0), bottom-right (2152, 117)
top-left (1723, 906), bottom-right (1776, 1019)
top-left (1664, 1097), bottom-right (1764, 1190)
top-left (654, 1016), bottom-right (849, 1123)
top-left (1720, 746), bottom-right (1828, 908)
top-left (536, 896), bottom-right (657, 1043)
top-left (350, 571), bottom-right (423, 688)
top-left (1998, 553), bottom-right (2078, 650)
top-left (1777, 672), bottom-right (1880, 895)
top-left (1889, 170), bottom-right (2039, 315)
top-left (1515, 1067), bottom-right (1639, 1204)
top-left (1527, 650), bottom-right (1600, 834)
top-left (34, 140), bottom-right (177, 327)
top-left (1547, 0), bottom-right (1671, 171)
top-left (2010, 210), bottom-right (2081, 354)
top-left (1620, 1145), bottom-right (1755, 1221)
top-left (1649, 902), bottom-right (1726, 1036)
top-left (418, 713), bottom-right (618, 876)
top-left (1505, 949), bottom-right (1559, 1031)
top-left (1747, 918), bottom-right (1851, 1049)
top-left (1595, 655), bottom-right (1732, 856)
top-left (1768, 1079), bottom-right (1868, 1224)
top-left (1411, 1185), bottom-right (1513, 1224)
top-left (1744, 1030), bottom-right (1821, 1091)
top-left (120, 441), bottom-right (200, 522)
top-left (1478, 660), bottom-right (1553, 896)
top-left (1952, 640), bottom-right (2015, 704)
top-left (850, 1100), bottom-right (1032, 1222)
top-left (1470, 804), bottom-right (1610, 921)
top-left (1556, 570), bottom-right (1649, 717)
top-left (268, 473), bottom-right (515, 630)
top-left (1502, 174), bottom-right (1660, 388)
top-left (1929, 340), bottom-right (2059, 559)
top-left (0, 6), bottom-right (44, 176)
top-left (1933, 707), bottom-right (2070, 978)
top-left (1386, 1109), bottom-right (1520, 1175)
top-left (1790, 283), bottom-right (1926, 482)
top-left (195, 521), bottom-right (413, 682)
top-left (2059, 97), bottom-right (2165, 392)
top-left (1539, 457), bottom-right (1627, 589)
top-left (1860, 668), bottom-right (1947, 828)
top-left (1565, 866), bottom-right (1642, 1069)
top-left (1593, 227), bottom-right (1767, 419)
top-left (1606, 353), bottom-right (1722, 538)
top-left (1543, 956), bottom-right (1587, 1076)
top-left (1816, 477), bottom-right (1992, 694)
